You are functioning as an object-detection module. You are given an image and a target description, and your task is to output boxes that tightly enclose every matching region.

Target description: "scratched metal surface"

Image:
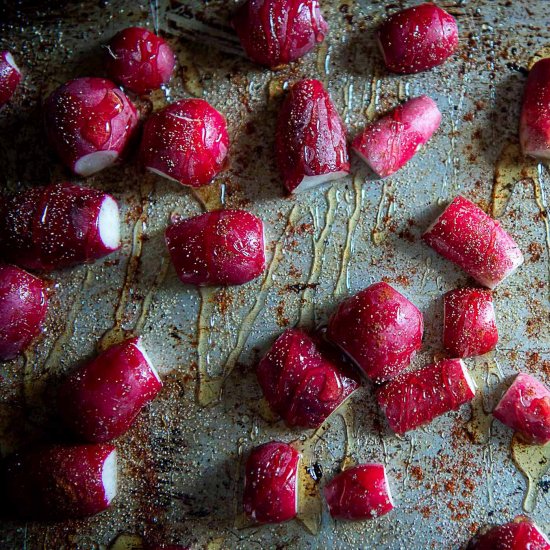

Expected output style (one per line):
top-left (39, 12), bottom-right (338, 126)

top-left (0, 0), bottom-right (549, 549)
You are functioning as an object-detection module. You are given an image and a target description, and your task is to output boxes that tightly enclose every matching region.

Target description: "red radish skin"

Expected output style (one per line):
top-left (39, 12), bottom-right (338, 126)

top-left (140, 99), bottom-right (229, 187)
top-left (232, 0), bottom-right (328, 68)
top-left (520, 58), bottom-right (550, 160)
top-left (58, 337), bottom-right (162, 443)
top-left (0, 264), bottom-right (48, 361)
top-left (257, 329), bottom-right (359, 429)
top-left (44, 77), bottom-right (138, 176)
top-left (0, 51), bottom-right (22, 106)
top-left (165, 209), bottom-right (265, 286)
top-left (276, 79), bottom-right (350, 193)
top-left (493, 373), bottom-right (550, 445)
top-left (377, 3), bottom-right (458, 74)
top-left (422, 196), bottom-right (524, 289)
top-left (4, 444), bottom-right (117, 519)
top-left (324, 463), bottom-right (394, 521)
top-left (443, 288), bottom-right (498, 358)
top-left (0, 183), bottom-right (121, 271)
top-left (243, 441), bottom-right (300, 524)
top-left (326, 282), bottom-right (423, 383)
top-left (105, 27), bottom-right (176, 95)
top-left (377, 358), bottom-right (476, 434)
top-left (352, 96), bottom-right (441, 178)
top-left (467, 516), bottom-right (550, 550)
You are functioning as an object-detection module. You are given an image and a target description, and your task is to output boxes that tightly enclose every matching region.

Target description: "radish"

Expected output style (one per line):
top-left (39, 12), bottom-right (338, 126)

top-left (232, 0), bottom-right (328, 68)
top-left (4, 443), bottom-right (117, 519)
top-left (0, 264), bottom-right (48, 361)
top-left (323, 463), bottom-right (394, 521)
top-left (105, 26), bottom-right (176, 95)
top-left (257, 329), bottom-right (359, 429)
top-left (243, 441), bottom-right (300, 524)
top-left (377, 3), bottom-right (458, 74)
top-left (493, 373), bottom-right (550, 445)
top-left (377, 358), bottom-right (476, 434)
top-left (44, 77), bottom-right (138, 176)
top-left (326, 282), bottom-right (423, 383)
top-left (140, 99), bottom-right (229, 187)
top-left (443, 288), bottom-right (498, 358)
top-left (520, 58), bottom-right (550, 160)
top-left (352, 96), bottom-right (441, 178)
top-left (0, 183), bottom-right (121, 271)
top-left (58, 337), bottom-right (162, 443)
top-left (422, 196), bottom-right (524, 289)
top-left (0, 51), bottom-right (22, 106)
top-left (165, 209), bottom-right (265, 286)
top-left (276, 79), bottom-right (350, 193)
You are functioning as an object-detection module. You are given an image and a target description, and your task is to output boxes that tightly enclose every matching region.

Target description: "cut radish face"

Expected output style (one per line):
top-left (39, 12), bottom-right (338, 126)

top-left (0, 264), bottom-right (48, 361)
top-left (493, 373), bottom-right (550, 445)
top-left (44, 77), bottom-right (138, 176)
top-left (352, 96), bottom-right (441, 178)
top-left (0, 183), bottom-right (121, 271)
top-left (243, 441), bottom-right (300, 524)
top-left (324, 463), bottom-right (394, 521)
top-left (467, 516), bottom-right (550, 549)
top-left (327, 282), bottom-right (423, 383)
top-left (422, 196), bottom-right (524, 289)
top-left (377, 358), bottom-right (476, 434)
top-left (276, 79), bottom-right (350, 193)
top-left (58, 337), bottom-right (163, 442)
top-left (0, 51), bottom-right (22, 106)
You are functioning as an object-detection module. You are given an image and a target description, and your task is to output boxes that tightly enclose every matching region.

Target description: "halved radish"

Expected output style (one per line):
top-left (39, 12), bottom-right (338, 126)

top-left (0, 51), bottom-right (22, 106)
top-left (467, 516), bottom-right (550, 549)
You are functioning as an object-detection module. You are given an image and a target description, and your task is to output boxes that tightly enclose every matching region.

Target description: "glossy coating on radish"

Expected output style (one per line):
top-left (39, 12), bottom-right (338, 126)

top-left (44, 77), bottom-right (138, 176)
top-left (443, 288), bottom-right (498, 358)
top-left (0, 264), bottom-right (48, 361)
top-left (165, 209), bottom-right (265, 286)
top-left (377, 358), bottom-right (476, 434)
top-left (276, 79), bottom-right (350, 193)
top-left (105, 26), bottom-right (176, 95)
top-left (257, 329), bottom-right (359, 428)
top-left (140, 98), bottom-right (229, 187)
top-left (324, 463), bottom-right (394, 521)
top-left (232, 0), bottom-right (328, 68)
top-left (520, 58), bottom-right (550, 160)
top-left (0, 51), bottom-right (22, 106)
top-left (4, 443), bottom-right (117, 519)
top-left (377, 3), bottom-right (458, 74)
top-left (0, 183), bottom-right (121, 271)
top-left (422, 196), bottom-right (524, 289)
top-left (58, 337), bottom-right (162, 443)
top-left (243, 441), bottom-right (300, 524)
top-left (327, 282), bottom-right (423, 382)
top-left (493, 373), bottom-right (550, 445)
top-left (352, 96), bottom-right (441, 178)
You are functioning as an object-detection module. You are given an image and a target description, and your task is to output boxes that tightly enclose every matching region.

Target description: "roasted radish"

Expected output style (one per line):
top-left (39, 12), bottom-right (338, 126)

top-left (44, 77), bottom-right (138, 176)
top-left (422, 196), bottom-right (524, 289)
top-left (352, 96), bottom-right (441, 178)
top-left (443, 288), bottom-right (498, 358)
top-left (232, 0), bottom-right (328, 68)
top-left (0, 51), bottom-right (22, 106)
top-left (377, 358), bottom-right (476, 434)
top-left (0, 183), bottom-right (121, 271)
top-left (105, 26), bottom-right (176, 95)
top-left (327, 282), bottom-right (423, 382)
top-left (0, 264), bottom-right (48, 361)
top-left (493, 373), bottom-right (550, 445)
top-left (324, 463), bottom-right (394, 521)
top-left (165, 209), bottom-right (265, 286)
top-left (243, 441), bottom-right (300, 524)
top-left (377, 3), bottom-right (458, 74)
top-left (58, 337), bottom-right (162, 443)
top-left (140, 99), bottom-right (229, 187)
top-left (257, 329), bottom-right (359, 429)
top-left (4, 443), bottom-right (117, 519)
top-left (276, 79), bottom-right (350, 193)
